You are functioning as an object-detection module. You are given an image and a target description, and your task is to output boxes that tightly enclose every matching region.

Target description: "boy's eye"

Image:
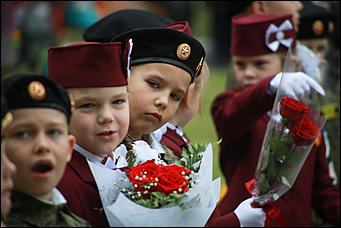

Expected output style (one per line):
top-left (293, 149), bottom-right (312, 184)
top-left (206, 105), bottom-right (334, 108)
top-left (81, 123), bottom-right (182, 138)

top-left (80, 103), bottom-right (95, 109)
top-left (48, 129), bottom-right (61, 136)
top-left (170, 93), bottom-right (181, 101)
top-left (147, 81), bottom-right (159, 88)
top-left (255, 61), bottom-right (267, 67)
top-left (235, 62), bottom-right (245, 68)
top-left (14, 131), bottom-right (29, 139)
top-left (112, 99), bottom-right (125, 105)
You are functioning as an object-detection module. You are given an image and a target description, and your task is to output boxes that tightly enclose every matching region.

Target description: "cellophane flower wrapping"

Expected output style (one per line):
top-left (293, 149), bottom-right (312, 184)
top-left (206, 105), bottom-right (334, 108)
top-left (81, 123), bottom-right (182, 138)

top-left (251, 47), bottom-right (326, 206)
top-left (88, 141), bottom-right (221, 227)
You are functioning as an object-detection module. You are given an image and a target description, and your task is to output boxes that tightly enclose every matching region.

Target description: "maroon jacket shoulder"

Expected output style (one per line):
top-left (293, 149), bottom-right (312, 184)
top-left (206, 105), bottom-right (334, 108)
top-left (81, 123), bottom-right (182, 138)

top-left (57, 150), bottom-right (110, 227)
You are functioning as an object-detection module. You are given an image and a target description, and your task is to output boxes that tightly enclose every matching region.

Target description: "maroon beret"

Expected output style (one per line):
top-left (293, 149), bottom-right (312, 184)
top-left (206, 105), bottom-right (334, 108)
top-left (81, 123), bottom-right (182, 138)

top-left (48, 42), bottom-right (130, 88)
top-left (230, 13), bottom-right (296, 57)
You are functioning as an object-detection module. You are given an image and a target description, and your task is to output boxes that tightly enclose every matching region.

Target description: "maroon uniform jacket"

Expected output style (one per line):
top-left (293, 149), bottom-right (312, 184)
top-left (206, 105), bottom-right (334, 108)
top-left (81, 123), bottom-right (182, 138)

top-left (57, 150), bottom-right (110, 227)
top-left (207, 76), bottom-right (340, 226)
top-left (160, 127), bottom-right (190, 158)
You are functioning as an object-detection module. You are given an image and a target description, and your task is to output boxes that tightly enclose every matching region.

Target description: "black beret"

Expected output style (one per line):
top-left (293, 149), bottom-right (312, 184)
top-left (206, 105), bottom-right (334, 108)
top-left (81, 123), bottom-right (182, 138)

top-left (1, 74), bottom-right (72, 123)
top-left (297, 2), bottom-right (334, 39)
top-left (114, 27), bottom-right (205, 80)
top-left (83, 9), bottom-right (205, 81)
top-left (83, 9), bottom-right (175, 42)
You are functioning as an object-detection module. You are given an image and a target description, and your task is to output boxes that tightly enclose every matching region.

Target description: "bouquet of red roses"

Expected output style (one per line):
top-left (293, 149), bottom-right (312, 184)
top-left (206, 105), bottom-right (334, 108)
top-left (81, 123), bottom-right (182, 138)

top-left (88, 140), bottom-right (220, 226)
top-left (122, 159), bottom-right (194, 209)
top-left (246, 47), bottom-right (326, 211)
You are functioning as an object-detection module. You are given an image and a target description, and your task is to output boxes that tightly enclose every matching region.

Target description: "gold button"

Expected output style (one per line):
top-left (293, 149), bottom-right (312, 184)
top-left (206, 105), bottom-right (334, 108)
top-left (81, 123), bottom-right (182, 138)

top-left (27, 81), bottom-right (46, 101)
top-left (312, 20), bottom-right (324, 36)
top-left (176, 43), bottom-right (191, 60)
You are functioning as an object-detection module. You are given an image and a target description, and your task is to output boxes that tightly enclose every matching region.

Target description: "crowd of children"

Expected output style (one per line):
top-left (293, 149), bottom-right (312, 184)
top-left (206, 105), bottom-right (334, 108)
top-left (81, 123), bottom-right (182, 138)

top-left (1, 4), bottom-right (340, 227)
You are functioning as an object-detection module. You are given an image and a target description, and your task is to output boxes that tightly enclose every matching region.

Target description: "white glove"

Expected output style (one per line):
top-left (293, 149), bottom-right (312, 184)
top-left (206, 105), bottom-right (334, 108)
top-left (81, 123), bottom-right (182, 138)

top-left (234, 197), bottom-right (266, 227)
top-left (268, 72), bottom-right (325, 100)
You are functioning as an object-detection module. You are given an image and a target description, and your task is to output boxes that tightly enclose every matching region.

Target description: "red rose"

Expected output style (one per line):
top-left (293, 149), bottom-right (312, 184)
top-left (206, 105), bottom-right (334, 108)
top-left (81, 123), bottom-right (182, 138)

top-left (156, 164), bottom-right (191, 196)
top-left (290, 115), bottom-right (319, 146)
top-left (280, 97), bottom-right (309, 122)
top-left (127, 159), bottom-right (161, 196)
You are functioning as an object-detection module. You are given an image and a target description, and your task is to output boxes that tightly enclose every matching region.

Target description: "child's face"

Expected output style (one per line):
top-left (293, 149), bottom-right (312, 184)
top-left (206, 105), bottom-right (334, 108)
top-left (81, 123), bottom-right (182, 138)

top-left (232, 53), bottom-right (283, 88)
top-left (5, 108), bottom-right (75, 201)
top-left (255, 1), bottom-right (302, 31)
top-left (128, 63), bottom-right (191, 139)
top-left (299, 38), bottom-right (328, 61)
top-left (1, 140), bottom-right (16, 216)
top-left (69, 86), bottom-right (129, 157)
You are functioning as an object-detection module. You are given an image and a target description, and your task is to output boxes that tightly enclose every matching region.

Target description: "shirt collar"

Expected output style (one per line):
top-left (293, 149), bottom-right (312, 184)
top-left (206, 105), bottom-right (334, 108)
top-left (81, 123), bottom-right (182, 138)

top-left (32, 188), bottom-right (67, 206)
top-left (74, 144), bottom-right (106, 165)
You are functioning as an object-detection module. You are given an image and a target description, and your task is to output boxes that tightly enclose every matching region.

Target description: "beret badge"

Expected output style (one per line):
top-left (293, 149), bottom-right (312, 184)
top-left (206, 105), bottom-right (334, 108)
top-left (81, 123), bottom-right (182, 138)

top-left (27, 81), bottom-right (46, 101)
top-left (176, 43), bottom-right (191, 60)
top-left (312, 20), bottom-right (324, 35)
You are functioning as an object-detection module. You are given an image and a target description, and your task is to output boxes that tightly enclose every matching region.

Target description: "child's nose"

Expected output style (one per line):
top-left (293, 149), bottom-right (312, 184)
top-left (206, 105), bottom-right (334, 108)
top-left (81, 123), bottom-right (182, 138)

top-left (97, 106), bottom-right (114, 124)
top-left (155, 95), bottom-right (168, 109)
top-left (244, 67), bottom-right (257, 78)
top-left (34, 133), bottom-right (50, 154)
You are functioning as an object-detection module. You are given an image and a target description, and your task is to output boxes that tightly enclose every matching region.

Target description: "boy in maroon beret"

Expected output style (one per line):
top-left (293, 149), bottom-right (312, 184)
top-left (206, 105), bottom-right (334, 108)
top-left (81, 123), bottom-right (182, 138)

top-left (48, 42), bottom-right (131, 227)
top-left (208, 13), bottom-right (340, 226)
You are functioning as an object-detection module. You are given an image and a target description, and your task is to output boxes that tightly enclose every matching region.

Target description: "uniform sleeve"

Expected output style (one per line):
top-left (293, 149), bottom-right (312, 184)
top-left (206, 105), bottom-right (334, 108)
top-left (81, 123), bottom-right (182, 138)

top-left (57, 170), bottom-right (85, 219)
top-left (312, 135), bottom-right (340, 226)
top-left (211, 76), bottom-right (275, 141)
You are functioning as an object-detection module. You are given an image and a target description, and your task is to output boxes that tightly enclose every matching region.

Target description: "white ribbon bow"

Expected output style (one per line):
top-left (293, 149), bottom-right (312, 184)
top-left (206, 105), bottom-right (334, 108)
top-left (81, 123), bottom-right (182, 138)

top-left (265, 19), bottom-right (293, 52)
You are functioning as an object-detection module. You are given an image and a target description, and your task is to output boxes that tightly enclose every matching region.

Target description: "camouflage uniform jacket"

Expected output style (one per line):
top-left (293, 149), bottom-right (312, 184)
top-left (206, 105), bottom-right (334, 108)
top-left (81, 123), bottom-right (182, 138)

top-left (5, 189), bottom-right (91, 227)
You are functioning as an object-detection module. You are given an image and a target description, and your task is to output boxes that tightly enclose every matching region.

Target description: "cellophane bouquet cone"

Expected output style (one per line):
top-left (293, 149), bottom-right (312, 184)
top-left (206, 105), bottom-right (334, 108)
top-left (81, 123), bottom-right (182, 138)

top-left (251, 47), bottom-right (326, 206)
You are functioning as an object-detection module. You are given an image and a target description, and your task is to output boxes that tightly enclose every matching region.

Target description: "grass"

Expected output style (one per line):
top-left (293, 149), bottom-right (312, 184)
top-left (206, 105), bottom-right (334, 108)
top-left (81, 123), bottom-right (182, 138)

top-left (183, 67), bottom-right (229, 195)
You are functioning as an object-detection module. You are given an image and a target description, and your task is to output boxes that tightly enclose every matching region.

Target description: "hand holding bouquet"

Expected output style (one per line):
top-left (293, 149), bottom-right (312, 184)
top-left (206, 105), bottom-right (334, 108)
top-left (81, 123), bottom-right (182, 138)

top-left (246, 47), bottom-right (326, 226)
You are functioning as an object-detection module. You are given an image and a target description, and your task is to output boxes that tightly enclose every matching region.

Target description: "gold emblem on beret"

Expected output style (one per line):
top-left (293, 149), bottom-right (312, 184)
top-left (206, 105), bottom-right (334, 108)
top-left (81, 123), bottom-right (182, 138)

top-left (28, 81), bottom-right (46, 101)
top-left (195, 57), bottom-right (204, 77)
top-left (1, 112), bottom-right (13, 136)
top-left (312, 20), bottom-right (324, 36)
top-left (176, 43), bottom-right (191, 60)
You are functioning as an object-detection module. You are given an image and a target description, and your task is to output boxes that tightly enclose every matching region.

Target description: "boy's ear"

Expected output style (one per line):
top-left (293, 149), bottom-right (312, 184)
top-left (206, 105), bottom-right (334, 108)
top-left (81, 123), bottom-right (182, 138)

top-left (182, 83), bottom-right (195, 109)
top-left (66, 134), bottom-right (76, 162)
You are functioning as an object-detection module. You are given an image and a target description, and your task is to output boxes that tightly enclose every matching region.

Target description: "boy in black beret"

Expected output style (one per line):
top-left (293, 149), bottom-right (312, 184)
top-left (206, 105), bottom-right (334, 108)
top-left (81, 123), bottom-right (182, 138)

top-left (1, 74), bottom-right (90, 227)
top-left (84, 9), bottom-right (205, 160)
top-left (297, 1), bottom-right (334, 61)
